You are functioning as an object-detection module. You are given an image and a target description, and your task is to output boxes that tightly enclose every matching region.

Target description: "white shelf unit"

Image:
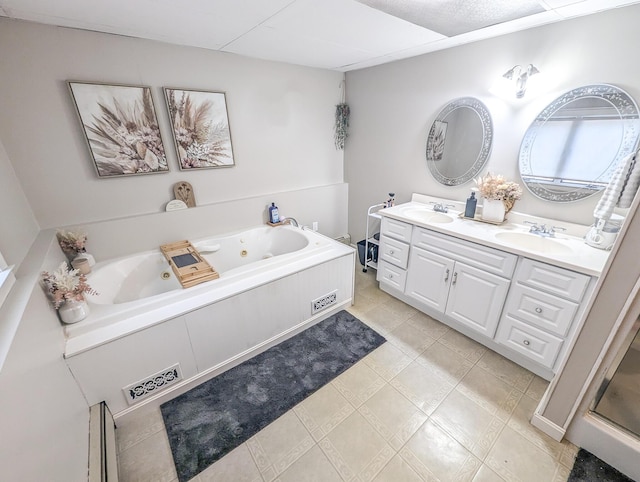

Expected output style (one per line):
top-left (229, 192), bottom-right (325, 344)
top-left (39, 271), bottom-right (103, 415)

top-left (363, 203), bottom-right (385, 272)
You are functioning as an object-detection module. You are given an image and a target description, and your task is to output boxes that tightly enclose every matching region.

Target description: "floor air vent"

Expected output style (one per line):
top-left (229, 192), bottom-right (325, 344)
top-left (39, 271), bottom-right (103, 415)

top-left (312, 290), bottom-right (338, 315)
top-left (123, 364), bottom-right (182, 405)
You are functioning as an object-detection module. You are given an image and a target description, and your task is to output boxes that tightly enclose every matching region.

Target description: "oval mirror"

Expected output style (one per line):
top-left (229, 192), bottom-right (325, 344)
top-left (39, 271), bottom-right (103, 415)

top-left (426, 97), bottom-right (493, 186)
top-left (519, 84), bottom-right (640, 202)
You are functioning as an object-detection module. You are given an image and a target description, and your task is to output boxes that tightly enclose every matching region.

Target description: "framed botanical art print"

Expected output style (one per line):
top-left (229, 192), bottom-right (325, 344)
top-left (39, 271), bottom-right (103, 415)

top-left (68, 81), bottom-right (169, 177)
top-left (164, 88), bottom-right (235, 169)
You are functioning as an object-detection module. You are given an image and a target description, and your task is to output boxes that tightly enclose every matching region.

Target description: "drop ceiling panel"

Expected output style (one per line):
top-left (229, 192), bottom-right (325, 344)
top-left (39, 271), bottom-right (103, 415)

top-left (260, 0), bottom-right (445, 55)
top-left (223, 24), bottom-right (373, 70)
top-left (357, 0), bottom-right (546, 36)
top-left (0, 0), bottom-right (296, 49)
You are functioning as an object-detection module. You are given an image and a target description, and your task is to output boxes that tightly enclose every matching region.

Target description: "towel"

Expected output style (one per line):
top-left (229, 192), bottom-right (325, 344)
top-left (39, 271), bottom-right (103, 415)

top-left (593, 151), bottom-right (639, 222)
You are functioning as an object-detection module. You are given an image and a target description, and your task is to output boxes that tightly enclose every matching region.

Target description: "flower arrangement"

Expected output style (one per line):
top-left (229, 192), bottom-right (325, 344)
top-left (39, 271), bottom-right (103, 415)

top-left (476, 172), bottom-right (523, 209)
top-left (41, 262), bottom-right (97, 309)
top-left (56, 230), bottom-right (88, 260)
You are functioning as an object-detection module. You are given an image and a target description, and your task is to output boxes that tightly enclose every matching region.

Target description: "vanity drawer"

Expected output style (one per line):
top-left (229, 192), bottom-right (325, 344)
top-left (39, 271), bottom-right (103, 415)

top-left (377, 260), bottom-right (407, 292)
top-left (496, 315), bottom-right (564, 369)
top-left (517, 258), bottom-right (590, 302)
top-left (412, 228), bottom-right (517, 278)
top-left (379, 235), bottom-right (410, 269)
top-left (381, 217), bottom-right (413, 243)
top-left (504, 283), bottom-right (578, 337)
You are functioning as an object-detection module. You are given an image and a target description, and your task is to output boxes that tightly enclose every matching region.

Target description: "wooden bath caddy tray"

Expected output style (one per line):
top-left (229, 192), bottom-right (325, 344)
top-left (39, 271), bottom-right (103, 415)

top-left (160, 240), bottom-right (219, 288)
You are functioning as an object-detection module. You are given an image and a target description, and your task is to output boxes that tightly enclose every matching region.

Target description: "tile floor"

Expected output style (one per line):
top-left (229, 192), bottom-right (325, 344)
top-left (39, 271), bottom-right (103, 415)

top-left (115, 266), bottom-right (579, 482)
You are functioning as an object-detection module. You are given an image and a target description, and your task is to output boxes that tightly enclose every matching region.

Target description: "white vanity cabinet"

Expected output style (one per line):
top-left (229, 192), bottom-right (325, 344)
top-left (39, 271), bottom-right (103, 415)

top-left (405, 228), bottom-right (517, 337)
top-left (496, 258), bottom-right (591, 369)
top-left (376, 217), bottom-right (412, 291)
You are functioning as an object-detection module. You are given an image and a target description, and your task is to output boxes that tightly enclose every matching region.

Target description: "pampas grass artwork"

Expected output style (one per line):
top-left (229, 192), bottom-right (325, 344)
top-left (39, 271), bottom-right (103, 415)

top-left (164, 88), bottom-right (235, 169)
top-left (68, 82), bottom-right (168, 177)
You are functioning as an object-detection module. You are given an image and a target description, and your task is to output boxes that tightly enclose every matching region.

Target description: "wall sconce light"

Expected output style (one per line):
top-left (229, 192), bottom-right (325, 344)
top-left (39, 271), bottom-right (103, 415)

top-left (503, 64), bottom-right (540, 98)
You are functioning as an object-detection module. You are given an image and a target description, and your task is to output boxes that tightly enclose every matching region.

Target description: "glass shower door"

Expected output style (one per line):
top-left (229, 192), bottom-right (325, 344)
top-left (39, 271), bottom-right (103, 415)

top-left (592, 317), bottom-right (640, 437)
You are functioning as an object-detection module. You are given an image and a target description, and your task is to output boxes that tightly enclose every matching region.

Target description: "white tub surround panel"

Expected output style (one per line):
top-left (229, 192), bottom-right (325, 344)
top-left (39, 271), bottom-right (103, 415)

top-left (375, 194), bottom-right (605, 379)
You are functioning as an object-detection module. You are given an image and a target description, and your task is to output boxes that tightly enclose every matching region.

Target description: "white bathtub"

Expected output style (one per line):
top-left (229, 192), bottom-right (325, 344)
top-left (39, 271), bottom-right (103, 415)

top-left (64, 225), bottom-right (354, 357)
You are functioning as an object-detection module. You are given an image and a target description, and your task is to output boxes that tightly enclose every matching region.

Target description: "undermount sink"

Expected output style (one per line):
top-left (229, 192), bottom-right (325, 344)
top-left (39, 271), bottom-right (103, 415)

top-left (495, 232), bottom-right (574, 255)
top-left (401, 208), bottom-right (454, 224)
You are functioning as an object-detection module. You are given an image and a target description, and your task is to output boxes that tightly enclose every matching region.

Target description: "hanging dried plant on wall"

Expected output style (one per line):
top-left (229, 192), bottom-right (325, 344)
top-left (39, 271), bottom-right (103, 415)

top-left (334, 103), bottom-right (350, 150)
top-left (68, 82), bottom-right (169, 178)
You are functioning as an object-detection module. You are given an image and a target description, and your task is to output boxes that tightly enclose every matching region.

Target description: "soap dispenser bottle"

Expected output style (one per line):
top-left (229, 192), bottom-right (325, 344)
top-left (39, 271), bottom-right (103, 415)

top-left (269, 202), bottom-right (280, 224)
top-left (464, 190), bottom-right (477, 218)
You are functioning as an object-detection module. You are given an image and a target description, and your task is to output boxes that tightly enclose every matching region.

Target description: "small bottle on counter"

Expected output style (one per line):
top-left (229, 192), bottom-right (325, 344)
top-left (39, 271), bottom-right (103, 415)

top-left (269, 202), bottom-right (280, 224)
top-left (464, 190), bottom-right (477, 218)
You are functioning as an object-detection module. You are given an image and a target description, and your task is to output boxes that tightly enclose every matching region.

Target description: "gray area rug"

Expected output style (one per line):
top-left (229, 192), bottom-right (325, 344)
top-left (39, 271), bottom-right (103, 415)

top-left (161, 310), bottom-right (385, 482)
top-left (568, 448), bottom-right (634, 481)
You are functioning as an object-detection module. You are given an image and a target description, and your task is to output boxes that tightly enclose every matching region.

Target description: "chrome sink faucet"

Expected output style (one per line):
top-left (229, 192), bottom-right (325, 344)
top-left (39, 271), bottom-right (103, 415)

top-left (524, 221), bottom-right (566, 237)
top-left (430, 202), bottom-right (455, 213)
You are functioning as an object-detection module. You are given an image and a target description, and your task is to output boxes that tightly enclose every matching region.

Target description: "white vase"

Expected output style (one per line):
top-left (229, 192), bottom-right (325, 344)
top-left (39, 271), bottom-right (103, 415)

top-left (482, 198), bottom-right (506, 223)
top-left (74, 252), bottom-right (95, 267)
top-left (58, 299), bottom-right (90, 324)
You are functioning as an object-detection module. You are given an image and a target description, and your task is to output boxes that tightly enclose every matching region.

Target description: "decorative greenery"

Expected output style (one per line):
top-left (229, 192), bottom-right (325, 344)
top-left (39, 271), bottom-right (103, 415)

top-left (56, 230), bottom-right (88, 260)
top-left (334, 103), bottom-right (350, 150)
top-left (41, 262), bottom-right (97, 309)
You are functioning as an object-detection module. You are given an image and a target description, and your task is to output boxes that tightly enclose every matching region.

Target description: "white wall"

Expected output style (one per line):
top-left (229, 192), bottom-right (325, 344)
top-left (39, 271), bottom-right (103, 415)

top-left (0, 138), bottom-right (39, 267)
top-left (0, 18), bottom-right (345, 231)
top-left (344, 4), bottom-right (640, 242)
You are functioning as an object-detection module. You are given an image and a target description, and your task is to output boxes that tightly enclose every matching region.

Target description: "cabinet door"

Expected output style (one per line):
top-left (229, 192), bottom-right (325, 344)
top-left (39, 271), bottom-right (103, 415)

top-left (445, 262), bottom-right (510, 337)
top-left (405, 247), bottom-right (453, 312)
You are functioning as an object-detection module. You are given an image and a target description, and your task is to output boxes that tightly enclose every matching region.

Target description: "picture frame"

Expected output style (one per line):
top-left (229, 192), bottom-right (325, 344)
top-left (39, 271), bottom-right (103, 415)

top-left (68, 81), bottom-right (169, 178)
top-left (164, 88), bottom-right (235, 170)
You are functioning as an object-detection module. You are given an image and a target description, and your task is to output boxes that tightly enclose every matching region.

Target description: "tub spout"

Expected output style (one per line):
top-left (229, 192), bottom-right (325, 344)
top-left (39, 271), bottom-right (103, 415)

top-left (281, 217), bottom-right (299, 228)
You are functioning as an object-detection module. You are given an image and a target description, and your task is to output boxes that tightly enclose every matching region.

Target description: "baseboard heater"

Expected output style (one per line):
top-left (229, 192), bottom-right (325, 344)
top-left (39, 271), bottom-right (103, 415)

top-left (89, 402), bottom-right (118, 482)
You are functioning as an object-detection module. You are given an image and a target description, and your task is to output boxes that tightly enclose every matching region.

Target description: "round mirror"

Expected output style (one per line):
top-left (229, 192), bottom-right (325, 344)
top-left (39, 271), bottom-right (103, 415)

top-left (519, 84), bottom-right (640, 202)
top-left (426, 97), bottom-right (493, 186)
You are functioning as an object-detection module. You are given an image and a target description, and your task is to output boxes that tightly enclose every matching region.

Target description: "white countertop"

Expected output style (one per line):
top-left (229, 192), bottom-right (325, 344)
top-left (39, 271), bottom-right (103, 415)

top-left (377, 196), bottom-right (611, 277)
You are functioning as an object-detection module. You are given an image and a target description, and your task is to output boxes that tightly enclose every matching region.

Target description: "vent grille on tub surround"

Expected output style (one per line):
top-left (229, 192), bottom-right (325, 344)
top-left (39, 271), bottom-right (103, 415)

top-left (123, 364), bottom-right (183, 405)
top-left (312, 290), bottom-right (338, 315)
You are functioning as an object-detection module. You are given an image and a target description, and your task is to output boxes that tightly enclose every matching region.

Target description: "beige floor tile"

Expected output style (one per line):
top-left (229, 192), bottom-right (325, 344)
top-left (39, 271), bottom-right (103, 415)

top-left (485, 425), bottom-right (560, 482)
top-left (415, 341), bottom-right (474, 385)
top-left (473, 464), bottom-right (506, 481)
top-left (198, 444), bottom-right (262, 482)
top-left (372, 454), bottom-right (423, 482)
top-left (363, 342), bottom-right (413, 381)
top-left (360, 303), bottom-right (410, 335)
top-left (400, 419), bottom-right (481, 482)
top-left (525, 375), bottom-right (550, 402)
top-left (359, 384), bottom-right (428, 450)
top-left (357, 284), bottom-right (393, 307)
top-left (115, 406), bottom-right (166, 454)
top-left (332, 361), bottom-right (386, 407)
top-left (247, 411), bottom-right (314, 481)
top-left (438, 329), bottom-right (487, 363)
top-left (118, 429), bottom-right (177, 482)
top-left (319, 411), bottom-right (395, 481)
top-left (507, 395), bottom-right (567, 462)
top-left (384, 296), bottom-right (417, 318)
top-left (431, 389), bottom-right (505, 460)
top-left (553, 463), bottom-right (572, 482)
top-left (477, 350), bottom-right (535, 392)
top-left (390, 360), bottom-right (455, 415)
top-left (457, 366), bottom-right (523, 422)
top-left (558, 441), bottom-right (579, 469)
top-left (407, 311), bottom-right (450, 340)
top-left (387, 320), bottom-right (437, 358)
top-left (274, 444), bottom-right (342, 482)
top-left (294, 383), bottom-right (354, 441)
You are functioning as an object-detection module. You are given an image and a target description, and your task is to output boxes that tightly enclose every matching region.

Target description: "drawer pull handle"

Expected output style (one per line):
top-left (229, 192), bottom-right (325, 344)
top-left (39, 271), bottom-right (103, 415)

top-left (388, 274), bottom-right (393, 279)
top-left (389, 250), bottom-right (394, 255)
top-left (523, 340), bottom-right (530, 346)
top-left (444, 268), bottom-right (450, 282)
top-left (452, 272), bottom-right (458, 285)
top-left (535, 307), bottom-right (543, 314)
